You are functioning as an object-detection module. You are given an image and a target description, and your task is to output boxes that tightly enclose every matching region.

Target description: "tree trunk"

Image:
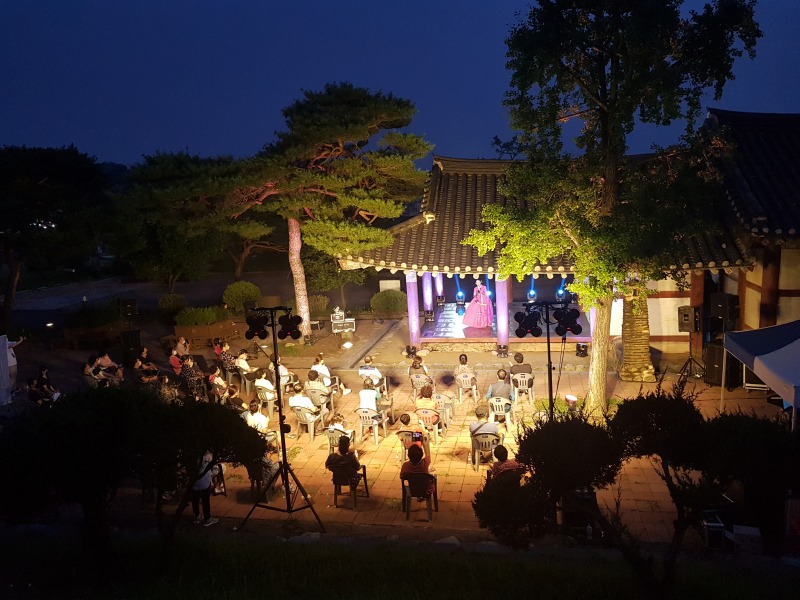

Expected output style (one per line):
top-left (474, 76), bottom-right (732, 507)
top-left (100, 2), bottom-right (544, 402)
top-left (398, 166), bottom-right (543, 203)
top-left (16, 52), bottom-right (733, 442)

top-left (287, 217), bottom-right (311, 337)
top-left (339, 285), bottom-right (346, 311)
top-left (232, 253), bottom-right (246, 281)
top-left (619, 292), bottom-right (656, 382)
top-left (585, 294), bottom-right (613, 417)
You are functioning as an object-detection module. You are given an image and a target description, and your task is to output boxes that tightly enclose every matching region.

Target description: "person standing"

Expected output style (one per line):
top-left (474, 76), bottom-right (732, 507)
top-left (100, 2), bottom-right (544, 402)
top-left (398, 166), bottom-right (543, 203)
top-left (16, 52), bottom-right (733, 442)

top-left (462, 279), bottom-right (494, 328)
top-left (5, 336), bottom-right (24, 393)
top-left (192, 450), bottom-right (219, 526)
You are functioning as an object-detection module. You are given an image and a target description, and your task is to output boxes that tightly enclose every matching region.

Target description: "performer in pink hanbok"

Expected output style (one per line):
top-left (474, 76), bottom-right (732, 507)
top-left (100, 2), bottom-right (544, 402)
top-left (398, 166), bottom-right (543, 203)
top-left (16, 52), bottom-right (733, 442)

top-left (462, 279), bottom-right (494, 328)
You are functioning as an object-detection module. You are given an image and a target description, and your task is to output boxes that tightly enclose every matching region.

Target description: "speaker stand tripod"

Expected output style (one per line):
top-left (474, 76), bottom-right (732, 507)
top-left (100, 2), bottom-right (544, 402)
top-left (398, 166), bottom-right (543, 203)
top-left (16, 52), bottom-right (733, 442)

top-left (233, 458), bottom-right (325, 533)
top-left (679, 347), bottom-right (705, 380)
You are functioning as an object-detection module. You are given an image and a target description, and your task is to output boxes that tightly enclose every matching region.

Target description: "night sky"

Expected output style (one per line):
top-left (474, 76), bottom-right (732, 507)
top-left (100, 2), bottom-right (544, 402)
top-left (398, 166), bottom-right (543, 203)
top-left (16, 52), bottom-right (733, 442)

top-left (2, 1), bottom-right (798, 167)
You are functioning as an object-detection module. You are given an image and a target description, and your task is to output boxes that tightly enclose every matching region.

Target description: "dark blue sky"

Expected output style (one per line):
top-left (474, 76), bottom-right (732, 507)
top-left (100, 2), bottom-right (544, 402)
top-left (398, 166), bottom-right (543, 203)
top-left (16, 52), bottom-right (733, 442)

top-left (2, 1), bottom-right (798, 166)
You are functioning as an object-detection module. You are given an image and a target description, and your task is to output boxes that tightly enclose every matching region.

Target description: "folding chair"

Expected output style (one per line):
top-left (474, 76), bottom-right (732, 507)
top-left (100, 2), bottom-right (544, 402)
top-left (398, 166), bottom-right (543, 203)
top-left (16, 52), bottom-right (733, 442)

top-left (456, 372), bottom-right (478, 406)
top-left (469, 432), bottom-right (501, 473)
top-left (401, 473), bottom-right (438, 521)
top-left (511, 372), bottom-right (535, 406)
top-left (415, 409), bottom-right (444, 445)
top-left (331, 464), bottom-right (369, 509)
top-left (355, 408), bottom-right (389, 446)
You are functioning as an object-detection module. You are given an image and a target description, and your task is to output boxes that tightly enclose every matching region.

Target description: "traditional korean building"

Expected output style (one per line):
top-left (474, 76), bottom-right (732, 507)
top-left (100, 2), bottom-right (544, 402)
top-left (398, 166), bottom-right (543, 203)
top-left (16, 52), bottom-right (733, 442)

top-left (338, 109), bottom-right (799, 382)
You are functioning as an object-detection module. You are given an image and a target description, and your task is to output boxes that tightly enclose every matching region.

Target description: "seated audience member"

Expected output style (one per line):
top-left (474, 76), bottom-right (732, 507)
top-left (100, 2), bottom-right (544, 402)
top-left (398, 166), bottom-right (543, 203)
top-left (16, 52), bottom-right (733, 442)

top-left (208, 366), bottom-right (229, 401)
top-left (328, 413), bottom-right (353, 439)
top-left (454, 353), bottom-right (477, 384)
top-left (219, 341), bottom-right (237, 374)
top-left (27, 378), bottom-right (48, 406)
top-left (311, 353), bottom-right (350, 395)
top-left (169, 348), bottom-right (183, 377)
top-left (358, 378), bottom-right (381, 412)
top-left (399, 444), bottom-right (435, 495)
top-left (270, 353), bottom-right (297, 392)
top-left (38, 367), bottom-right (61, 400)
top-left (254, 372), bottom-right (276, 400)
top-left (358, 355), bottom-right (383, 387)
top-left (469, 403), bottom-right (500, 436)
top-left (181, 356), bottom-right (206, 401)
top-left (509, 352), bottom-right (533, 376)
top-left (414, 384), bottom-right (441, 430)
top-left (325, 435), bottom-right (361, 479)
top-left (305, 369), bottom-right (331, 395)
top-left (397, 413), bottom-right (431, 459)
top-left (157, 373), bottom-right (180, 404)
top-left (253, 441), bottom-right (282, 496)
top-left (486, 369), bottom-right (514, 402)
top-left (83, 359), bottom-right (102, 386)
top-left (489, 445), bottom-right (523, 479)
top-left (235, 349), bottom-right (264, 382)
top-left (226, 384), bottom-right (244, 410)
top-left (242, 399), bottom-right (270, 433)
top-left (176, 336), bottom-right (191, 358)
top-left (94, 352), bottom-right (124, 385)
top-left (407, 357), bottom-right (429, 378)
top-left (133, 358), bottom-right (159, 384)
top-left (138, 347), bottom-right (160, 377)
top-left (288, 383), bottom-right (317, 412)
top-left (212, 338), bottom-right (223, 360)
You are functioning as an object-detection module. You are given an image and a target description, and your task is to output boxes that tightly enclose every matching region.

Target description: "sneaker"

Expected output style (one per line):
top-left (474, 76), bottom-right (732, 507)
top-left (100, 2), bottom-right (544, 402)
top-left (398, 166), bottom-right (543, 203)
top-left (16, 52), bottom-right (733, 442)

top-left (193, 516), bottom-right (202, 524)
top-left (202, 517), bottom-right (219, 527)
top-left (214, 486), bottom-right (225, 494)
top-left (342, 388), bottom-right (352, 395)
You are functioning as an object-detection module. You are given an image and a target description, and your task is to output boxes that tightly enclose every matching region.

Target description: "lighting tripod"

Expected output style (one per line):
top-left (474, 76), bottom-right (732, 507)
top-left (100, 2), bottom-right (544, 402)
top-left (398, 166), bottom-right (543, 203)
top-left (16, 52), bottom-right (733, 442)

top-left (234, 306), bottom-right (325, 533)
top-left (515, 298), bottom-right (583, 420)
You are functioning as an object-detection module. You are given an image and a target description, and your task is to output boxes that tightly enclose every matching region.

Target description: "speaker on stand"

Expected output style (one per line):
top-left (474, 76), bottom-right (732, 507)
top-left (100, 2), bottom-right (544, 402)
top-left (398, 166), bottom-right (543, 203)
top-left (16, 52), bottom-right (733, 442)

top-left (677, 306), bottom-right (704, 378)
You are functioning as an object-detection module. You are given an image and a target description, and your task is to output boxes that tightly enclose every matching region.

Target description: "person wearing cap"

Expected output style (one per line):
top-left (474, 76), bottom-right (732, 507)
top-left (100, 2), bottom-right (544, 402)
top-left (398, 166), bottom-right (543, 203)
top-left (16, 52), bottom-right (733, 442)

top-left (469, 403), bottom-right (499, 436)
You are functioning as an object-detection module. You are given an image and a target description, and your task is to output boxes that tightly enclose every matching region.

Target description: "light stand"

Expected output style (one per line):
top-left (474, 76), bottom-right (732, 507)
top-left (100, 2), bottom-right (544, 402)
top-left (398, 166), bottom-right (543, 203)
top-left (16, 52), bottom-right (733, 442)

top-left (515, 298), bottom-right (582, 420)
top-left (234, 306), bottom-right (325, 533)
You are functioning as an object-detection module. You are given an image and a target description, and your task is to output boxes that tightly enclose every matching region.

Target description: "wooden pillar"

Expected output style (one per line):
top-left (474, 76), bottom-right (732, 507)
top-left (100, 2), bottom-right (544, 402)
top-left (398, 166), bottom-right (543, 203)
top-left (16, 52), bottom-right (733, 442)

top-left (760, 245), bottom-right (781, 327)
top-left (405, 271), bottom-right (420, 347)
top-left (495, 277), bottom-right (509, 350)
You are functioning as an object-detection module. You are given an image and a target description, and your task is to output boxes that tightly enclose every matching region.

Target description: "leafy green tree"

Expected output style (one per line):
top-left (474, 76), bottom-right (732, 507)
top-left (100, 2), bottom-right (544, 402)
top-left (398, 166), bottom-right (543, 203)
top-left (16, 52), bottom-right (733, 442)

top-left (469, 0), bottom-right (760, 412)
top-left (124, 153), bottom-right (238, 292)
top-left (227, 82), bottom-right (432, 336)
top-left (0, 145), bottom-right (108, 332)
top-left (302, 246), bottom-right (366, 310)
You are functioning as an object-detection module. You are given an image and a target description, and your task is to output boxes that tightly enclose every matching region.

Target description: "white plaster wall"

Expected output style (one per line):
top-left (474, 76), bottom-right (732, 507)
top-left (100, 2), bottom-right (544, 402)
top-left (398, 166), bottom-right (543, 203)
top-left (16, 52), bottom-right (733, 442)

top-left (779, 297), bottom-right (800, 324)
top-left (780, 249), bottom-right (800, 289)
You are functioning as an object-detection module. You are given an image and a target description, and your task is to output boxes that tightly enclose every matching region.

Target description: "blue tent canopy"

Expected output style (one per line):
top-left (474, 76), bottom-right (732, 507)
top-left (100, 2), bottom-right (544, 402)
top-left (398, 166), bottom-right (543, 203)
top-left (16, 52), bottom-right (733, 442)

top-left (724, 320), bottom-right (800, 370)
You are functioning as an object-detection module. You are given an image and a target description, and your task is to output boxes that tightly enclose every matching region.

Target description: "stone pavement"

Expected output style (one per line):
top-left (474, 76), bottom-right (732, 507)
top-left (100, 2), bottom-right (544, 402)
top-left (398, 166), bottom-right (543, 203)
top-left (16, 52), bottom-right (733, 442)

top-left (186, 317), bottom-right (780, 545)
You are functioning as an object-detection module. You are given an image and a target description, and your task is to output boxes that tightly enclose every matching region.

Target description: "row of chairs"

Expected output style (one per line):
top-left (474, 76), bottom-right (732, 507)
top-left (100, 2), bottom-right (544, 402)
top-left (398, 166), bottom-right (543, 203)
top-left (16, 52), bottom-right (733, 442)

top-left (413, 372), bottom-right (536, 407)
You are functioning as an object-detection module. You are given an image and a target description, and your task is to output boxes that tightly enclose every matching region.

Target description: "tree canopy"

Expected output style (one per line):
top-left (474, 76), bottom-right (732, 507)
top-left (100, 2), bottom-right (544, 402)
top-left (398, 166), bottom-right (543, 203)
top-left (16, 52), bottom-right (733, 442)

top-left (467, 0), bottom-right (761, 410)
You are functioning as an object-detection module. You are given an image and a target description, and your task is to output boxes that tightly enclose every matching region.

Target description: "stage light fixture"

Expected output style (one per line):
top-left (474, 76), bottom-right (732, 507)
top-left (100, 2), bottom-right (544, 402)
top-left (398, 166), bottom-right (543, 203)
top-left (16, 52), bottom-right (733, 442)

top-left (556, 288), bottom-right (565, 299)
top-left (277, 313), bottom-right (303, 340)
top-left (245, 315), bottom-right (270, 340)
top-left (527, 289), bottom-right (537, 300)
top-left (436, 295), bottom-right (445, 307)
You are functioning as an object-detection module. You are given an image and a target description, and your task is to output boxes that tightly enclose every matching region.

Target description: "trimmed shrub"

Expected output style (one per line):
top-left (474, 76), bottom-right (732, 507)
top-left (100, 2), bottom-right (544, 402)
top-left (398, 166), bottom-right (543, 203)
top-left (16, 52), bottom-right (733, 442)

top-left (158, 293), bottom-right (186, 316)
top-left (370, 290), bottom-right (407, 314)
top-left (287, 295), bottom-right (331, 319)
top-left (222, 281), bottom-right (261, 313)
top-left (175, 306), bottom-right (230, 326)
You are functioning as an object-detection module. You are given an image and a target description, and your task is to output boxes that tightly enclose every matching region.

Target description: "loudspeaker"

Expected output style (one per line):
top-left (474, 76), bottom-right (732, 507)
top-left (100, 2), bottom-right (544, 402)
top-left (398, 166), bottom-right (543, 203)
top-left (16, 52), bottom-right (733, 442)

top-left (709, 293), bottom-right (738, 320)
top-left (703, 341), bottom-right (740, 388)
top-left (678, 306), bottom-right (698, 332)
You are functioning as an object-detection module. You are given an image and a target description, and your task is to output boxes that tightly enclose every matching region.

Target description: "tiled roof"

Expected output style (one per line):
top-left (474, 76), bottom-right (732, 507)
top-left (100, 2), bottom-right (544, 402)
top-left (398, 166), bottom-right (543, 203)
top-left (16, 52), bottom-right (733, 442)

top-left (708, 108), bottom-right (800, 237)
top-left (339, 156), bottom-right (752, 275)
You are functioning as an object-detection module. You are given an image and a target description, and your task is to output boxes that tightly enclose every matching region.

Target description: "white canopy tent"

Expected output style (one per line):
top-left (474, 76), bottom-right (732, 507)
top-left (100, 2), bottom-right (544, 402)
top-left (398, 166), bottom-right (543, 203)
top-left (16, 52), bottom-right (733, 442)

top-left (721, 320), bottom-right (800, 429)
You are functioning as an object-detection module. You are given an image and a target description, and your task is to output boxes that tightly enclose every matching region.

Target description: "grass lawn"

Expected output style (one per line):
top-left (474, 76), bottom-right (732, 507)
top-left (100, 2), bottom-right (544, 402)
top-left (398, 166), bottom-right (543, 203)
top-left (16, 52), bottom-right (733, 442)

top-left (2, 527), bottom-right (799, 599)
